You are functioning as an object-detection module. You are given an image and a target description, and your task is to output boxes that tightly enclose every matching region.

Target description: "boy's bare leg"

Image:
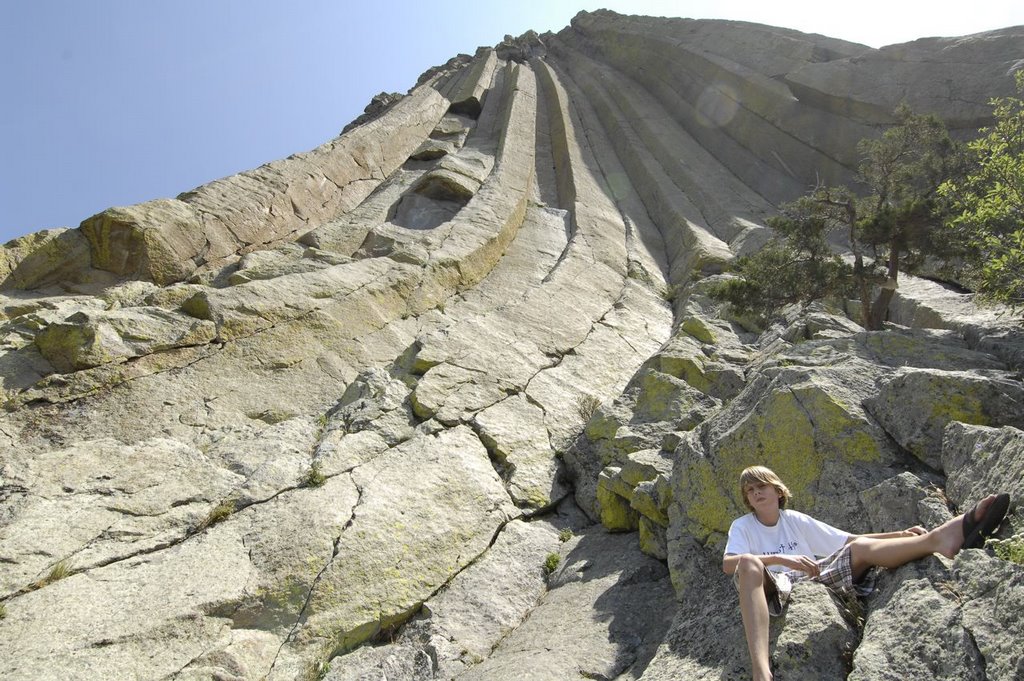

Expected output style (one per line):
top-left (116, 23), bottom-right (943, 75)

top-left (849, 495), bottom-right (997, 577)
top-left (736, 555), bottom-right (773, 681)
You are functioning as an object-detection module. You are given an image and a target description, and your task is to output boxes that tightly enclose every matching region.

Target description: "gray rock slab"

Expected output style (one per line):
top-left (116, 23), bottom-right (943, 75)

top-left (474, 393), bottom-right (567, 508)
top-left (865, 369), bottom-right (1024, 470)
top-left (942, 422), bottom-right (1024, 522)
top-left (858, 471), bottom-right (952, 534)
top-left (271, 426), bottom-right (518, 676)
top-left (34, 306), bottom-right (216, 372)
top-left (0, 470), bottom-right (361, 680)
top-left (0, 437), bottom-right (242, 595)
top-left (956, 549), bottom-right (1024, 681)
top-left (850, 556), bottom-right (988, 681)
top-left (326, 507), bottom-right (582, 680)
top-left (0, 520), bottom-right (254, 681)
top-left (456, 528), bottom-right (675, 681)
top-left (886, 274), bottom-right (1024, 372)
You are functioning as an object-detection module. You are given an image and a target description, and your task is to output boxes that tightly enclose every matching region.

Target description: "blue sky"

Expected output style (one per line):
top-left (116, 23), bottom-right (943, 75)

top-left (3, 1), bottom-right (1024, 244)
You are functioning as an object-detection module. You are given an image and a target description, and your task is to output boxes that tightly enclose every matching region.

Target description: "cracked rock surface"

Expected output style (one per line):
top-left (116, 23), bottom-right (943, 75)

top-left (2, 10), bottom-right (1023, 681)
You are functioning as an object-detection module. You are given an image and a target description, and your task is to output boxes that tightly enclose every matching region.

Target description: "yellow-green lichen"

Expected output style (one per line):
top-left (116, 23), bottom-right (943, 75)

top-left (519, 485), bottom-right (551, 509)
top-left (634, 370), bottom-right (689, 422)
top-left (930, 391), bottom-right (989, 427)
top-left (597, 483), bottom-right (639, 531)
top-left (795, 386), bottom-right (883, 464)
top-left (677, 358), bottom-right (713, 395)
top-left (681, 316), bottom-right (717, 344)
top-left (679, 459), bottom-right (740, 539)
top-left (638, 516), bottom-right (668, 559)
top-left (681, 382), bottom-right (886, 540)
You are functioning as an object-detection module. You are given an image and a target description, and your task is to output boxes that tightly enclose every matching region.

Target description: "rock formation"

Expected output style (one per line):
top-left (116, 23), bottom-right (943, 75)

top-left (1, 9), bottom-right (1022, 680)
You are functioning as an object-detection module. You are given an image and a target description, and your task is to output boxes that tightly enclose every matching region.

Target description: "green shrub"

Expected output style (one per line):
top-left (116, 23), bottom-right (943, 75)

top-left (989, 536), bottom-right (1024, 565)
top-left (197, 497), bottom-right (237, 531)
top-left (303, 461), bottom-right (327, 488)
top-left (35, 559), bottom-right (73, 588)
top-left (0, 602), bottom-right (7, 619)
top-left (558, 528), bottom-right (573, 542)
top-left (312, 661), bottom-right (331, 681)
top-left (543, 552), bottom-right (561, 575)
top-left (576, 394), bottom-right (601, 422)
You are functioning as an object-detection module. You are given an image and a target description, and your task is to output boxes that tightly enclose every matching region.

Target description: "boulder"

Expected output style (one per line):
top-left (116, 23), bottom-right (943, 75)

top-left (858, 471), bottom-right (952, 533)
top-left (850, 550), bottom-right (1024, 680)
top-left (0, 228), bottom-right (99, 290)
top-left (79, 199), bottom-right (207, 285)
top-left (942, 422), bottom-right (1024, 524)
top-left (865, 369), bottom-right (1024, 470)
top-left (34, 307), bottom-right (217, 373)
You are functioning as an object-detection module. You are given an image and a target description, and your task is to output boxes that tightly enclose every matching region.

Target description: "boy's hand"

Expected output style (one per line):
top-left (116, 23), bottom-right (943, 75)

top-left (778, 554), bottom-right (820, 576)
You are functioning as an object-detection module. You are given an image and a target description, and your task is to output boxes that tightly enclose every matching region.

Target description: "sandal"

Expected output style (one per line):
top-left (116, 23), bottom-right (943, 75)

top-left (962, 493), bottom-right (1010, 550)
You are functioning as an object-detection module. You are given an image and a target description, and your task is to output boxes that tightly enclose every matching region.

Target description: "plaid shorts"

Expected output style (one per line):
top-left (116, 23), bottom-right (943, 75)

top-left (733, 545), bottom-right (859, 617)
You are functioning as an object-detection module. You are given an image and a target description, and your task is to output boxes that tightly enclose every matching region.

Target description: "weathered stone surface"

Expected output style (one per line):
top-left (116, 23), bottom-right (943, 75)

top-left (341, 91), bottom-right (405, 134)
top-left (325, 502), bottom-right (585, 680)
top-left (0, 228), bottom-right (101, 290)
top-left (0, 437), bottom-right (240, 595)
top-left (1, 522), bottom-right (255, 681)
top-left (34, 307), bottom-right (217, 372)
top-left (563, 327), bottom-right (719, 521)
top-left (80, 198), bottom-right (207, 285)
top-left (334, 367), bottom-right (418, 447)
top-left (771, 581), bottom-right (859, 681)
top-left (0, 472), bottom-right (362, 680)
top-left (226, 242), bottom-right (338, 285)
top-left (942, 422), bottom-right (1024, 522)
top-left (865, 368), bottom-right (1024, 470)
top-left (456, 528), bottom-right (675, 681)
top-left (3, 10), bottom-right (1024, 681)
top-left (474, 393), bottom-right (568, 508)
top-left (887, 273), bottom-right (1024, 372)
top-left (850, 556), bottom-right (987, 680)
top-left (786, 27), bottom-right (1024, 131)
top-left (269, 426), bottom-right (518, 676)
top-left (858, 471), bottom-right (952, 534)
top-left (955, 549), bottom-right (1024, 680)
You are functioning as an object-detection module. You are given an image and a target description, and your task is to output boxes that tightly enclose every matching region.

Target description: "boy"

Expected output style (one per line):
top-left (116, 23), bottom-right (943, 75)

top-left (723, 465), bottom-right (1009, 681)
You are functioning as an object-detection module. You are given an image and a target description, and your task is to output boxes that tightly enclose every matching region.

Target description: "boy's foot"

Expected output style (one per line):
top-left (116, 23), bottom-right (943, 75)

top-left (962, 493), bottom-right (1010, 550)
top-left (935, 495), bottom-right (994, 558)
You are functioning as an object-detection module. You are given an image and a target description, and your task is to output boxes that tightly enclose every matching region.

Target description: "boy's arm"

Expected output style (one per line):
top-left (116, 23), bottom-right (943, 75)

top-left (722, 552), bottom-right (822, 575)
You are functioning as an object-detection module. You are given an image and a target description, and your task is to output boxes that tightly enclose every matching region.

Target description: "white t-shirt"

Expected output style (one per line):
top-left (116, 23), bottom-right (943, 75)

top-left (724, 510), bottom-right (851, 572)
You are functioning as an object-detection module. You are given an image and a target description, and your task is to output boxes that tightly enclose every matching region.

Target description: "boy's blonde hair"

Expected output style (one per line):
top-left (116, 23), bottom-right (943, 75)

top-left (739, 465), bottom-right (792, 511)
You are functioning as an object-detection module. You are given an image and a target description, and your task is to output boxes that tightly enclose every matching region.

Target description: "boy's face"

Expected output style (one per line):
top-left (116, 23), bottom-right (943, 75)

top-left (744, 480), bottom-right (781, 512)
